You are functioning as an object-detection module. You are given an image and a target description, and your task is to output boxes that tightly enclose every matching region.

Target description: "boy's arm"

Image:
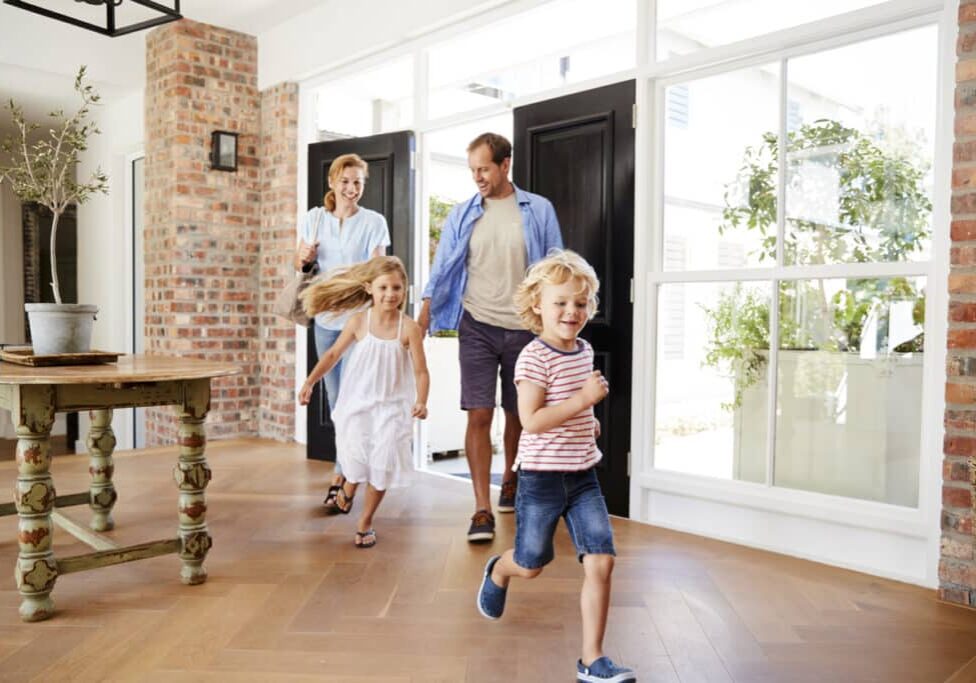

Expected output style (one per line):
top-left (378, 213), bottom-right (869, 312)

top-left (517, 371), bottom-right (607, 434)
top-left (406, 319), bottom-right (430, 418)
top-left (298, 314), bottom-right (361, 405)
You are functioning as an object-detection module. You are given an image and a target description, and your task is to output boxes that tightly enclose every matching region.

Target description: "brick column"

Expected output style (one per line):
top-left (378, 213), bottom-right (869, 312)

top-left (258, 83), bottom-right (299, 440)
top-left (144, 20), bottom-right (261, 444)
top-left (942, 0), bottom-right (976, 607)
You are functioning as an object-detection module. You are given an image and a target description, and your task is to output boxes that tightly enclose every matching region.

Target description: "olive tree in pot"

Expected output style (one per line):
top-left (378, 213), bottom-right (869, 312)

top-left (0, 66), bottom-right (108, 355)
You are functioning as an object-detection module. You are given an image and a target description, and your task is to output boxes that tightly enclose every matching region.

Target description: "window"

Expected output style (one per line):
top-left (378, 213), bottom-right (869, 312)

top-left (312, 56), bottom-right (413, 138)
top-left (655, 0), bottom-right (888, 62)
top-left (426, 0), bottom-right (635, 119)
top-left (653, 26), bottom-right (936, 507)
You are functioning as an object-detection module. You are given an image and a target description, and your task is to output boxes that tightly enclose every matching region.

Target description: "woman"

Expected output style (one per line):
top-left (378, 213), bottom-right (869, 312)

top-left (295, 153), bottom-right (391, 514)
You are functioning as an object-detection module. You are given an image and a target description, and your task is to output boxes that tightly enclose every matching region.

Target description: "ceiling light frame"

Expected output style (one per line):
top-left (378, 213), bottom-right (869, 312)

top-left (2, 0), bottom-right (181, 37)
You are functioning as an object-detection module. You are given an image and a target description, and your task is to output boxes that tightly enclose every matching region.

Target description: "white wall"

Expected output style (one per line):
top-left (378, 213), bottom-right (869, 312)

top-left (76, 90), bottom-right (145, 452)
top-left (258, 0), bottom-right (500, 88)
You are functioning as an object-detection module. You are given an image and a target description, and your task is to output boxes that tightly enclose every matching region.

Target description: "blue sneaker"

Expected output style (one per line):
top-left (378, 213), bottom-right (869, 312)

top-left (577, 656), bottom-right (637, 682)
top-left (476, 555), bottom-right (507, 620)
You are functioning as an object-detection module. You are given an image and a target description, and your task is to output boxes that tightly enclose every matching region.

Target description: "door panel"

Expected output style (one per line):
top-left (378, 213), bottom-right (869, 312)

top-left (514, 81), bottom-right (635, 516)
top-left (306, 131), bottom-right (414, 462)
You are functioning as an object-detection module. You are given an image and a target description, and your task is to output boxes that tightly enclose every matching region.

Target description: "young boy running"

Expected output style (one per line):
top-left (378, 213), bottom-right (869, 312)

top-left (476, 249), bottom-right (636, 682)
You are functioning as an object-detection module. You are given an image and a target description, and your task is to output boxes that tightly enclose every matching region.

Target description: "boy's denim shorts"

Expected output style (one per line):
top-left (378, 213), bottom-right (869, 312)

top-left (513, 467), bottom-right (616, 569)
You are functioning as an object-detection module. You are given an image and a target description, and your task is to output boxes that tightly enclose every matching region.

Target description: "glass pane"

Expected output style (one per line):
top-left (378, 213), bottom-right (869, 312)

top-left (313, 56), bottom-right (413, 137)
top-left (655, 281), bottom-right (770, 483)
top-left (784, 27), bottom-right (936, 265)
top-left (774, 277), bottom-right (925, 506)
top-left (663, 65), bottom-right (779, 270)
top-left (656, 0), bottom-right (884, 62)
top-left (428, 0), bottom-right (635, 120)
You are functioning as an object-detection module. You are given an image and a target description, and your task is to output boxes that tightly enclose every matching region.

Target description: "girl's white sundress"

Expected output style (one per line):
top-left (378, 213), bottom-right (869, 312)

top-left (331, 309), bottom-right (415, 490)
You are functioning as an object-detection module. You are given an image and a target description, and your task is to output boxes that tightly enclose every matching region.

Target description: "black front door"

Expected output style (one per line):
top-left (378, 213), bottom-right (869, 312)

top-left (306, 131), bottom-right (414, 461)
top-left (514, 81), bottom-right (635, 516)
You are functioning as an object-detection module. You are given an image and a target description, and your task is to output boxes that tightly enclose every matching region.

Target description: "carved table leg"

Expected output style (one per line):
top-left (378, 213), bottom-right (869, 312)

top-left (173, 379), bottom-right (212, 585)
top-left (87, 409), bottom-right (117, 531)
top-left (13, 385), bottom-right (57, 622)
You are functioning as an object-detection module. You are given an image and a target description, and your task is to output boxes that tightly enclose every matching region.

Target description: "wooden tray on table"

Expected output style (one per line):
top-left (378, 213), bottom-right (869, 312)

top-left (0, 346), bottom-right (121, 367)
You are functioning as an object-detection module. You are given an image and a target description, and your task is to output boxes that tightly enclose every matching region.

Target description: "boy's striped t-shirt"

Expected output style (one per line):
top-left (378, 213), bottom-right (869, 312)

top-left (513, 337), bottom-right (602, 471)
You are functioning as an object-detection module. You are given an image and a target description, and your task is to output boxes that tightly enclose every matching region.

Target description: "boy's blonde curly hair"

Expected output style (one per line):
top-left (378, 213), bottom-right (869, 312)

top-left (513, 249), bottom-right (600, 335)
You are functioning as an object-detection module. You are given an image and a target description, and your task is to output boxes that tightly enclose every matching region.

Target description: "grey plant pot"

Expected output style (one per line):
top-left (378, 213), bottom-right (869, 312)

top-left (24, 303), bottom-right (98, 355)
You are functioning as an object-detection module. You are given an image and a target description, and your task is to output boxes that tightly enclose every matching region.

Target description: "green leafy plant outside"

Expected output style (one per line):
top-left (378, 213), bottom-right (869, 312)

top-left (702, 119), bottom-right (930, 409)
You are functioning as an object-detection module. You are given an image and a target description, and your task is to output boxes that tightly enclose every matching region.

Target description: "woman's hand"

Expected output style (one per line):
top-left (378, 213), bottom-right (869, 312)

top-left (296, 240), bottom-right (318, 267)
top-left (412, 403), bottom-right (428, 419)
top-left (298, 379), bottom-right (315, 406)
top-left (594, 419), bottom-right (602, 439)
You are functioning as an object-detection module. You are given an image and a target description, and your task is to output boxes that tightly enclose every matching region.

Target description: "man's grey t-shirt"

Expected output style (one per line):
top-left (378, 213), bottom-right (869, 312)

top-left (462, 193), bottom-right (527, 330)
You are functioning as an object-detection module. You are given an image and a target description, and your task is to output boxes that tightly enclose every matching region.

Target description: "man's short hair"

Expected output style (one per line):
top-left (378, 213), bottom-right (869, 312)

top-left (467, 133), bottom-right (512, 165)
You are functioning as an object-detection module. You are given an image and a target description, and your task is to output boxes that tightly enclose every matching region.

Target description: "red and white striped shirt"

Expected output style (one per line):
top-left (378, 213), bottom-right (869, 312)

top-left (513, 338), bottom-right (602, 471)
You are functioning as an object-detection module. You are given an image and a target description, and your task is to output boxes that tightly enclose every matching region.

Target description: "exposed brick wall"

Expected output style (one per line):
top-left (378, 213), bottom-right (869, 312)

top-left (942, 0), bottom-right (976, 607)
top-left (258, 83), bottom-right (299, 441)
top-left (144, 19), bottom-right (262, 445)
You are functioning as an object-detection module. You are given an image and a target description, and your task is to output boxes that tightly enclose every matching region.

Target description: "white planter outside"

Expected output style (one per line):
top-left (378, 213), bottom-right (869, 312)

top-left (733, 350), bottom-right (923, 507)
top-left (426, 336), bottom-right (468, 456)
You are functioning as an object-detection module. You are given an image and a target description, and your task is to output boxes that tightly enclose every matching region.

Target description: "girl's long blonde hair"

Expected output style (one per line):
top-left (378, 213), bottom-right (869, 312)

top-left (324, 153), bottom-right (369, 212)
top-left (301, 255), bottom-right (407, 317)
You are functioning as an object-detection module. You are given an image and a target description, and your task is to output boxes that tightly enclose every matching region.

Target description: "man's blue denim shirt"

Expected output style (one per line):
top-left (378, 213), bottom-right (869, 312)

top-left (422, 185), bottom-right (563, 334)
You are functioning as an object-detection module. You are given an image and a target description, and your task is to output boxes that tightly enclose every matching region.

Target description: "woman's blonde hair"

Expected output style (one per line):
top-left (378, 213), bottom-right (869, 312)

top-left (513, 249), bottom-right (600, 335)
top-left (323, 153), bottom-right (369, 212)
top-left (301, 255), bottom-right (407, 317)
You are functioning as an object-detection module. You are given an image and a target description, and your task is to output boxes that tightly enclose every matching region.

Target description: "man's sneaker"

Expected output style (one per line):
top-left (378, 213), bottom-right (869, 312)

top-left (497, 477), bottom-right (517, 513)
top-left (577, 656), bottom-right (637, 683)
top-left (467, 509), bottom-right (495, 542)
top-left (476, 555), bottom-right (507, 620)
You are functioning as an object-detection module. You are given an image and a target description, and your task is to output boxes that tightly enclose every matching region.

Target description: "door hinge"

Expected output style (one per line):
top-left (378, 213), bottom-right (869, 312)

top-left (632, 103), bottom-right (637, 129)
top-left (629, 277), bottom-right (634, 303)
top-left (627, 451), bottom-right (631, 477)
top-left (409, 284), bottom-right (415, 304)
top-left (410, 149), bottom-right (416, 171)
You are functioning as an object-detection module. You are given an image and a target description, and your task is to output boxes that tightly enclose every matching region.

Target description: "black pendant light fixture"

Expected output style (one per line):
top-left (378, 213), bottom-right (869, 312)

top-left (2, 0), bottom-right (181, 37)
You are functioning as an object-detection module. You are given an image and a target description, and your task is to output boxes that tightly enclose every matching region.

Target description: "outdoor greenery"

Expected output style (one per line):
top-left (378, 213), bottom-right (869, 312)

top-left (0, 66), bottom-right (108, 304)
top-left (429, 194), bottom-right (458, 337)
top-left (702, 119), bottom-right (930, 409)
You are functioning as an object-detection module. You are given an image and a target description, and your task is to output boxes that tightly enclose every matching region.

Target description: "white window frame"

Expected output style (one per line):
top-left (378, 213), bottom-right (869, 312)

top-left (294, 0), bottom-right (954, 587)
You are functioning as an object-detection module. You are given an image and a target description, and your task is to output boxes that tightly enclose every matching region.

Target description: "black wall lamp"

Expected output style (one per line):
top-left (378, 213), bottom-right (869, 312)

top-left (2, 0), bottom-right (181, 38)
top-left (211, 131), bottom-right (239, 172)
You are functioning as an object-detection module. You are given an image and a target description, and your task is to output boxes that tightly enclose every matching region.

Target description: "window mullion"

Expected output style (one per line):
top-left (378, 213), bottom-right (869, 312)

top-left (765, 58), bottom-right (789, 488)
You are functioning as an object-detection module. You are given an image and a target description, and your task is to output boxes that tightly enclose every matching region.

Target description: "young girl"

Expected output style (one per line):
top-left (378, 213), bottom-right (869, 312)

top-left (298, 256), bottom-right (429, 548)
top-left (475, 249), bottom-right (636, 683)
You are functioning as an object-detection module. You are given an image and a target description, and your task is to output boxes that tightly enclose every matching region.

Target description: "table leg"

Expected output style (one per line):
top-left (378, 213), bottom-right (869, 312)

top-left (174, 379), bottom-right (212, 585)
top-left (87, 409), bottom-right (117, 531)
top-left (13, 385), bottom-right (57, 622)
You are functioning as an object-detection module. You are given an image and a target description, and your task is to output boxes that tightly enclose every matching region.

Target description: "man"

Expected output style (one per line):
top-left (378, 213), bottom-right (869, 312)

top-left (419, 132), bottom-right (563, 542)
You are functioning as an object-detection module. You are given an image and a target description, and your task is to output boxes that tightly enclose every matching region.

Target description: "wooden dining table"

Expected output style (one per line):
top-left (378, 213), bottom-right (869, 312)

top-left (0, 354), bottom-right (239, 622)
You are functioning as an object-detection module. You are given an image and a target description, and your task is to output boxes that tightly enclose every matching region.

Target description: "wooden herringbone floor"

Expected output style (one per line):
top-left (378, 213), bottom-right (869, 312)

top-left (1, 438), bottom-right (975, 682)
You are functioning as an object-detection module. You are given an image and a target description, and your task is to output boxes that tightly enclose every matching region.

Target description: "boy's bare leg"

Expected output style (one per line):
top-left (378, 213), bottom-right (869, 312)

top-left (580, 554), bottom-right (614, 666)
top-left (357, 484), bottom-right (386, 534)
top-left (490, 549), bottom-right (543, 587)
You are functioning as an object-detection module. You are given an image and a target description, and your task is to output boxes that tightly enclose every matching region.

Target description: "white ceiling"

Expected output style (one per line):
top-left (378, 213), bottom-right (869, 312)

top-left (0, 0), bottom-right (330, 133)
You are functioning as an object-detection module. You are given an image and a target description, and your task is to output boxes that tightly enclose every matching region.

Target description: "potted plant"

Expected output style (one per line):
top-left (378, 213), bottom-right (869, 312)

top-left (700, 119), bottom-right (929, 502)
top-left (0, 66), bottom-right (108, 355)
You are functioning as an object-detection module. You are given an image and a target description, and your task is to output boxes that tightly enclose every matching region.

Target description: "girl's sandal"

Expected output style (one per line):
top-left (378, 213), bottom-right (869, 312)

top-left (354, 529), bottom-right (376, 549)
top-left (334, 487), bottom-right (354, 515)
top-left (322, 477), bottom-right (346, 514)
